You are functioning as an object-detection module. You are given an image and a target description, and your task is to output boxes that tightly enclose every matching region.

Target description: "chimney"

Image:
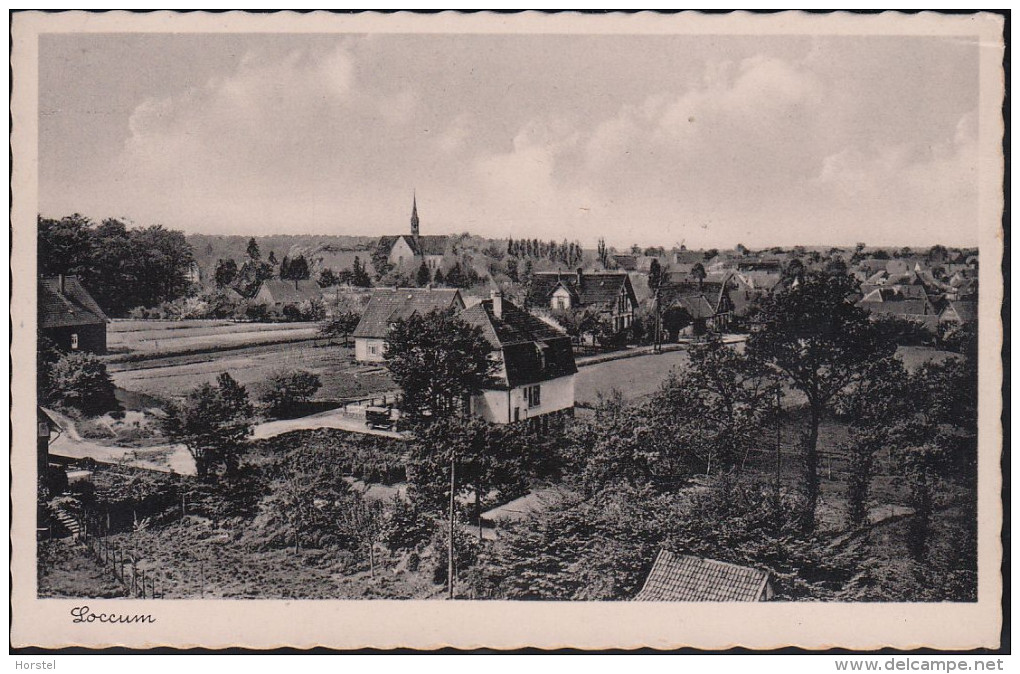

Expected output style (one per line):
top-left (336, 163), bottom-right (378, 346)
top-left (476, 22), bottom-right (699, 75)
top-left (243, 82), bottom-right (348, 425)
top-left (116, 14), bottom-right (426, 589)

top-left (576, 268), bottom-right (584, 285)
top-left (491, 289), bottom-right (503, 319)
top-left (58, 274), bottom-right (65, 295)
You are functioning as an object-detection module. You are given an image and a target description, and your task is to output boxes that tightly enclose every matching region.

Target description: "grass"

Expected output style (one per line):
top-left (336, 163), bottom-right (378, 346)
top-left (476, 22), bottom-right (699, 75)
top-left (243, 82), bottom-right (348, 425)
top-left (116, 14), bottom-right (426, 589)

top-left (37, 540), bottom-right (128, 599)
top-left (102, 520), bottom-right (440, 599)
top-left (109, 341), bottom-right (394, 402)
top-left (106, 321), bottom-right (320, 360)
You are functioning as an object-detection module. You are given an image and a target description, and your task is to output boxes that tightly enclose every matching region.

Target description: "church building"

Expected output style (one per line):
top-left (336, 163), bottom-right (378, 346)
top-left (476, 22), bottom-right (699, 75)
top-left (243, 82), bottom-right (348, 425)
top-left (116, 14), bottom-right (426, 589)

top-left (376, 196), bottom-right (449, 272)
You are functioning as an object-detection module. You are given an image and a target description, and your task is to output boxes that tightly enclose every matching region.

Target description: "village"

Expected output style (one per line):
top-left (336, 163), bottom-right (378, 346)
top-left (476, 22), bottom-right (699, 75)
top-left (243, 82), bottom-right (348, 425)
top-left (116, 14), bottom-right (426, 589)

top-left (34, 199), bottom-right (979, 602)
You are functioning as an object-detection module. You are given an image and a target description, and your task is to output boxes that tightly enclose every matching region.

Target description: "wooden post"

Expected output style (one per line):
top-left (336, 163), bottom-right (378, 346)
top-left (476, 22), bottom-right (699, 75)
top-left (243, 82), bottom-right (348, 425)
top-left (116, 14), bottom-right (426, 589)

top-left (139, 569), bottom-right (146, 598)
top-left (130, 562), bottom-right (137, 596)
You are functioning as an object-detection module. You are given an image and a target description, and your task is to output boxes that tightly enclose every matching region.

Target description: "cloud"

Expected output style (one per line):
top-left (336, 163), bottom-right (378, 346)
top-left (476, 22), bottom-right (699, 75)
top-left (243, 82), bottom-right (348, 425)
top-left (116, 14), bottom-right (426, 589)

top-left (42, 35), bottom-right (981, 247)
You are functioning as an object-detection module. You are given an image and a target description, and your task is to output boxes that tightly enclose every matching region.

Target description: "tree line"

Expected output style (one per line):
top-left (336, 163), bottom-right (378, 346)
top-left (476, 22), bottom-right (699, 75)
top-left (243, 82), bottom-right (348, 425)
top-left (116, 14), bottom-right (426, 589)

top-left (38, 214), bottom-right (196, 316)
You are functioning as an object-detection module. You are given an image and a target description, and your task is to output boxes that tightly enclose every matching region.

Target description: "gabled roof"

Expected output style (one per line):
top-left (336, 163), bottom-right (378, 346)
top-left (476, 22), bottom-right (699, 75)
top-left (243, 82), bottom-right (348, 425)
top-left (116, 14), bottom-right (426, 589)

top-left (528, 271), bottom-right (637, 310)
top-left (377, 234), bottom-right (449, 257)
top-left (942, 300), bottom-right (977, 323)
top-left (458, 297), bottom-right (577, 388)
top-left (352, 287), bottom-right (464, 339)
top-left (38, 276), bottom-right (108, 329)
top-left (659, 280), bottom-right (732, 318)
top-left (255, 279), bottom-right (322, 305)
top-left (634, 550), bottom-right (771, 602)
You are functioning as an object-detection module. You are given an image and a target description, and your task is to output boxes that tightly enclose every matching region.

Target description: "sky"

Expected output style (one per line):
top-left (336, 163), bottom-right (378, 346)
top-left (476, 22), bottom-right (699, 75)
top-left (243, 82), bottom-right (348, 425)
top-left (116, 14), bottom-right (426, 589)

top-left (38, 32), bottom-right (981, 248)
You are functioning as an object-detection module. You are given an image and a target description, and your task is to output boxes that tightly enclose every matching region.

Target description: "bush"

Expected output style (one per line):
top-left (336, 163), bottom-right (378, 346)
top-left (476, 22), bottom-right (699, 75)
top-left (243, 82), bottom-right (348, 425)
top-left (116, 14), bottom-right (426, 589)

top-left (47, 352), bottom-right (119, 417)
top-left (383, 496), bottom-right (434, 551)
top-left (257, 370), bottom-right (322, 419)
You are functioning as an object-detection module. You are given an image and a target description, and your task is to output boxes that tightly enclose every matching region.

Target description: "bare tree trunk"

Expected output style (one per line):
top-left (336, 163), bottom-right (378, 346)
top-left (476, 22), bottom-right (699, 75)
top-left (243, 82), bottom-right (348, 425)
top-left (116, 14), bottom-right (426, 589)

top-left (803, 405), bottom-right (822, 531)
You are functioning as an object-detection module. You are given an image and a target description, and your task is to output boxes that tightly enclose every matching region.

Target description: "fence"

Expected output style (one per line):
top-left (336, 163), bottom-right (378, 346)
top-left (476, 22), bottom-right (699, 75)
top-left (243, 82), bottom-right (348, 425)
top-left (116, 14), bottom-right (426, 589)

top-left (74, 510), bottom-right (167, 599)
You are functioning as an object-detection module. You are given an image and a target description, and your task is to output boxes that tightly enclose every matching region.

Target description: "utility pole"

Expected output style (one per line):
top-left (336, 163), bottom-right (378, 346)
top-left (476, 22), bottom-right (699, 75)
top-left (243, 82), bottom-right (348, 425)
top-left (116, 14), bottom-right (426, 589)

top-left (448, 452), bottom-right (456, 600)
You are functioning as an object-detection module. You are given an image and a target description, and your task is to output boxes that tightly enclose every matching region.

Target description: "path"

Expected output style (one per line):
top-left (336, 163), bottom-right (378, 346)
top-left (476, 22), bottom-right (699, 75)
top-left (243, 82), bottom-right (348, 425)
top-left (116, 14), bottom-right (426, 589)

top-left (47, 407), bottom-right (403, 476)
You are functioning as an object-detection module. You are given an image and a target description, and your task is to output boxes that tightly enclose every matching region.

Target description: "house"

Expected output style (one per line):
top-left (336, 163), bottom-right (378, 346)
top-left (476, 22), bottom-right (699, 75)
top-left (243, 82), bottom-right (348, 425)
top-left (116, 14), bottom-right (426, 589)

top-left (527, 269), bottom-right (639, 332)
top-left (940, 300), bottom-right (977, 327)
top-left (352, 287), bottom-right (465, 362)
top-left (857, 286), bottom-right (940, 332)
top-left (658, 279), bottom-right (735, 337)
top-left (38, 275), bottom-right (108, 354)
top-left (633, 550), bottom-right (773, 602)
top-left (459, 291), bottom-right (577, 428)
top-left (252, 279), bottom-right (323, 308)
top-left (376, 195), bottom-right (449, 272)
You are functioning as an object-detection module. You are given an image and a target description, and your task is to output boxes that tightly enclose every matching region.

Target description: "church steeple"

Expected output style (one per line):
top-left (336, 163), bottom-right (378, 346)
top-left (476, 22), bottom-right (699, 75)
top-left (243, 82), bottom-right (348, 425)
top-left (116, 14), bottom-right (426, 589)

top-left (410, 192), bottom-right (420, 241)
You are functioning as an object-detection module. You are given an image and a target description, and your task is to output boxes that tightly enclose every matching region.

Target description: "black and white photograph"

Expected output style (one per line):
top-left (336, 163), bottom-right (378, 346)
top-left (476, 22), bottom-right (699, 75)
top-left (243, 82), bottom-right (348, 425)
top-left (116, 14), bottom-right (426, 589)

top-left (11, 10), bottom-right (1004, 652)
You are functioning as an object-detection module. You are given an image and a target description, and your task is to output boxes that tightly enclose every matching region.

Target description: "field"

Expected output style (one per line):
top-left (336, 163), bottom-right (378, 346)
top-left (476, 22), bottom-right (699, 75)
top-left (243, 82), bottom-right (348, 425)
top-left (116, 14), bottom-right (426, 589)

top-left (107, 319), bottom-right (320, 360)
top-left (106, 319), bottom-right (394, 403)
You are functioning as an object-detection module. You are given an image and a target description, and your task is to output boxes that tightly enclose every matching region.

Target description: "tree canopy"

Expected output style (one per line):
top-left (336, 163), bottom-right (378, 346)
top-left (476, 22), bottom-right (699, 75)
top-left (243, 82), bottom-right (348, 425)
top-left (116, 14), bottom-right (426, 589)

top-left (384, 308), bottom-right (495, 423)
top-left (747, 271), bottom-right (896, 528)
top-left (162, 373), bottom-right (254, 480)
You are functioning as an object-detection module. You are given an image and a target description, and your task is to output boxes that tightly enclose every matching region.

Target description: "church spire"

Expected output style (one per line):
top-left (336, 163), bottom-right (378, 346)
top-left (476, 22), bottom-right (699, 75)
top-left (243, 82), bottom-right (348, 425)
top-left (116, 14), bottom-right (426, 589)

top-left (410, 192), bottom-right (420, 240)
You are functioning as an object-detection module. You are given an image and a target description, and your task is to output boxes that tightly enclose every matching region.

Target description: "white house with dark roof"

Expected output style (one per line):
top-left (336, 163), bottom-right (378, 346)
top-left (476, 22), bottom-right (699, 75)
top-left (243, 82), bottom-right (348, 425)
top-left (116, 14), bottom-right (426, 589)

top-left (352, 286), bottom-right (465, 362)
top-left (459, 291), bottom-right (577, 428)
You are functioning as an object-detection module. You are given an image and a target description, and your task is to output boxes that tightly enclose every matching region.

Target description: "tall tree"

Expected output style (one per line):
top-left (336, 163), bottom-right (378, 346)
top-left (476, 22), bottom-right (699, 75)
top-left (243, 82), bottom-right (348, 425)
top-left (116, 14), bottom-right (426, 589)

top-left (214, 258), bottom-right (239, 288)
top-left (415, 260), bottom-right (432, 287)
top-left (746, 271), bottom-right (895, 529)
top-left (162, 373), bottom-right (254, 480)
top-left (384, 308), bottom-right (494, 423)
top-left (834, 357), bottom-right (913, 526)
top-left (351, 256), bottom-right (372, 288)
top-left (246, 237), bottom-right (262, 261)
top-left (647, 259), bottom-right (663, 290)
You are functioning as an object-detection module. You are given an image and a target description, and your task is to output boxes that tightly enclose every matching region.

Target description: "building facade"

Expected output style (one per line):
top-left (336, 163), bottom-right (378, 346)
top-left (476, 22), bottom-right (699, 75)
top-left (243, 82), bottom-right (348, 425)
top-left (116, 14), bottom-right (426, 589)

top-left (352, 287), bottom-right (465, 363)
top-left (460, 291), bottom-right (577, 428)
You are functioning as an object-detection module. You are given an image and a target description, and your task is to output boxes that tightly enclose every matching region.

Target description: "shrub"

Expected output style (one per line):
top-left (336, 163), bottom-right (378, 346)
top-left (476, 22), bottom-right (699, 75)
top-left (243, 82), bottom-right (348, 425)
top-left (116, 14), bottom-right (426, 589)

top-left (383, 496), bottom-right (434, 551)
top-left (47, 352), bottom-right (119, 417)
top-left (257, 370), bottom-right (322, 419)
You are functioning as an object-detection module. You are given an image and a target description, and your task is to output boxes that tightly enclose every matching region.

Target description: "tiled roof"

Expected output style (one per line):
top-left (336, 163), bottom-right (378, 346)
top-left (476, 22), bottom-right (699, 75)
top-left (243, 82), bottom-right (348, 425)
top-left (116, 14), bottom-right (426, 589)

top-left (943, 300), bottom-right (977, 323)
top-left (527, 271), bottom-right (637, 310)
top-left (659, 280), bottom-right (732, 318)
top-left (459, 297), bottom-right (577, 388)
top-left (352, 287), bottom-right (464, 338)
top-left (38, 276), bottom-right (108, 329)
top-left (634, 550), bottom-right (771, 602)
top-left (255, 279), bottom-right (323, 305)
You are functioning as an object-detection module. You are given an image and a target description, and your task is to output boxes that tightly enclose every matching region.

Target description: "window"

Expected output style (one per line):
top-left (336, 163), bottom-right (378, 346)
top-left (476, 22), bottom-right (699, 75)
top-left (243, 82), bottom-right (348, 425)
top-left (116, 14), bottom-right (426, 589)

top-left (513, 407), bottom-right (520, 422)
top-left (70, 333), bottom-right (79, 350)
top-left (555, 297), bottom-right (567, 310)
top-left (368, 344), bottom-right (379, 356)
top-left (525, 385), bottom-right (541, 408)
